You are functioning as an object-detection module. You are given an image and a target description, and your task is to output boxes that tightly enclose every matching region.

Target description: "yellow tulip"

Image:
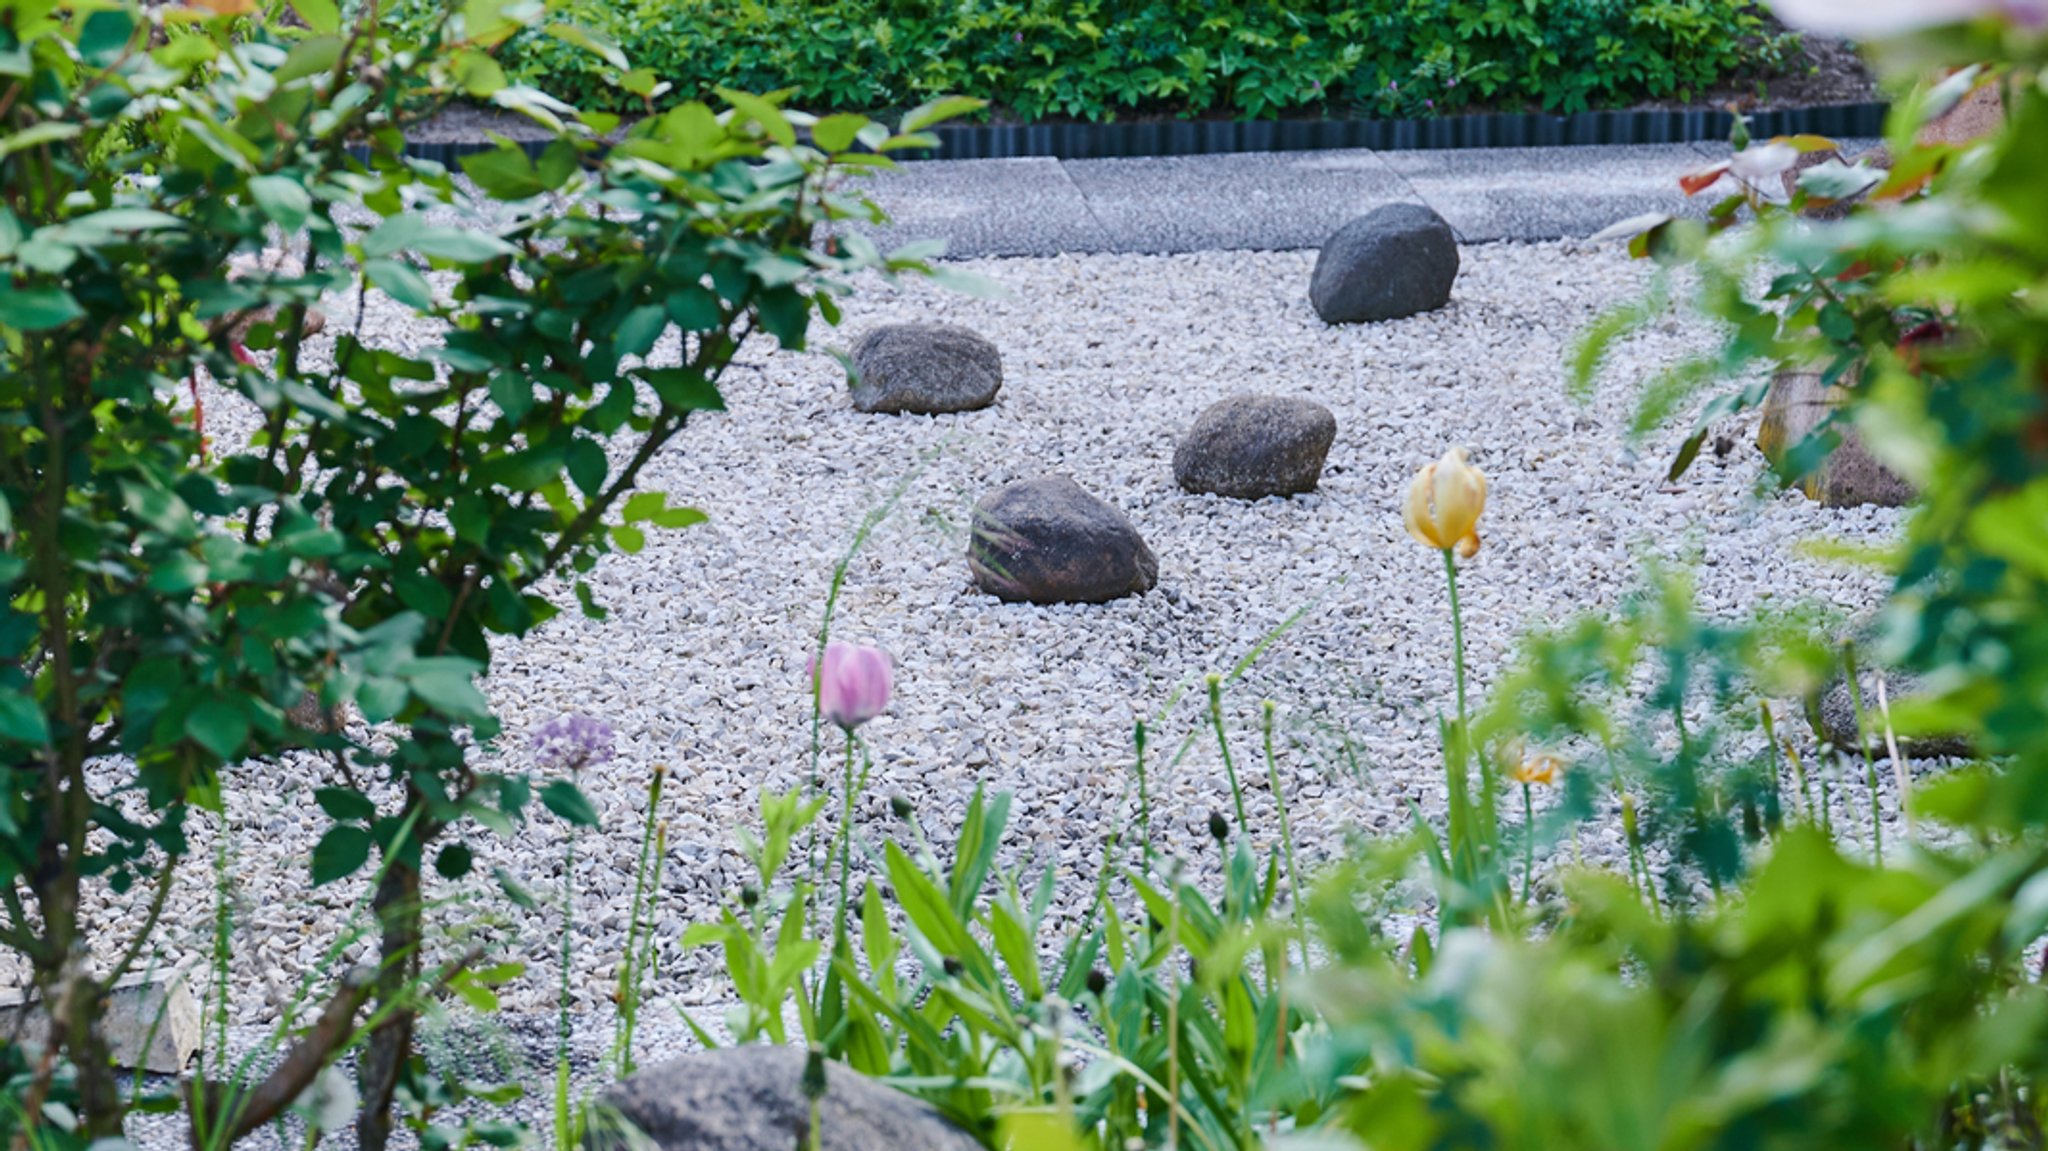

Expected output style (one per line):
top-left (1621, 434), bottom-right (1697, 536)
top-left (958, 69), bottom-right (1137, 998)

top-left (1404, 447), bottom-right (1487, 559)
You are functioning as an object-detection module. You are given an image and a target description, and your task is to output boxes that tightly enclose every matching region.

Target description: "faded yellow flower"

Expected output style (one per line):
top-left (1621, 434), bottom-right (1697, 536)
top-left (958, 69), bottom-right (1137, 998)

top-left (1503, 738), bottom-right (1561, 786)
top-left (1404, 446), bottom-right (1487, 559)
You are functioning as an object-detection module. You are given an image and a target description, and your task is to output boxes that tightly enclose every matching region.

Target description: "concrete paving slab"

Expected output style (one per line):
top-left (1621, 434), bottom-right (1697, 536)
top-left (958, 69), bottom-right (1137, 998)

top-left (1061, 150), bottom-right (1422, 254)
top-left (842, 157), bottom-right (1109, 260)
top-left (1377, 144), bottom-right (1723, 242)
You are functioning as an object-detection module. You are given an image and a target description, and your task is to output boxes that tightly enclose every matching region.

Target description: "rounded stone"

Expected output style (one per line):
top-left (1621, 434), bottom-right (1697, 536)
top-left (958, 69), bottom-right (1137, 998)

top-left (600, 1046), bottom-right (982, 1151)
top-left (1308, 203), bottom-right (1459, 324)
top-left (1173, 393), bottom-right (1336, 499)
top-left (968, 476), bottom-right (1157, 605)
top-left (1812, 671), bottom-right (1972, 761)
top-left (849, 322), bottom-right (1003, 414)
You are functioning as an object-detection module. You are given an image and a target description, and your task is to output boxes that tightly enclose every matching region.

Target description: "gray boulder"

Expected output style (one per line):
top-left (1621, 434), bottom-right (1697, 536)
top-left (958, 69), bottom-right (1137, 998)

top-left (969, 476), bottom-right (1157, 604)
top-left (1174, 394), bottom-right (1336, 499)
top-left (1309, 203), bottom-right (1459, 324)
top-left (1812, 671), bottom-right (1972, 761)
top-left (595, 1046), bottom-right (983, 1151)
top-left (849, 323), bottom-right (1003, 414)
top-left (1757, 368), bottom-right (1916, 508)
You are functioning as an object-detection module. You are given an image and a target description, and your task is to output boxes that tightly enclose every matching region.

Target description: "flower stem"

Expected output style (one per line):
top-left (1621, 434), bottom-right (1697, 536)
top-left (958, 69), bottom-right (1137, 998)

top-left (1262, 702), bottom-right (1308, 969)
top-left (1207, 676), bottom-right (1250, 830)
top-left (1519, 781), bottom-right (1535, 905)
top-left (830, 732), bottom-right (860, 952)
top-left (1442, 549), bottom-right (1468, 728)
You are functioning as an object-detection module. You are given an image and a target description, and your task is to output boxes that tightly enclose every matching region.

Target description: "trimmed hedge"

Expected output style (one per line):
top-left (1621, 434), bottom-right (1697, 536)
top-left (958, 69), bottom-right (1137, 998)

top-left (411, 0), bottom-right (1791, 122)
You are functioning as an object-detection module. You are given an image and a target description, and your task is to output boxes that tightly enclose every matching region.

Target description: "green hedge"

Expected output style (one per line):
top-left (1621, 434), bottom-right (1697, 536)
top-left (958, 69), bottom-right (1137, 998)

top-left (406, 0), bottom-right (1789, 122)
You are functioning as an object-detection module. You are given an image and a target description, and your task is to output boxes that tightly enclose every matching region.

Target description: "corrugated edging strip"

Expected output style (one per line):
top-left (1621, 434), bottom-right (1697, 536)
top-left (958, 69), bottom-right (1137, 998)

top-left (371, 101), bottom-right (1889, 168)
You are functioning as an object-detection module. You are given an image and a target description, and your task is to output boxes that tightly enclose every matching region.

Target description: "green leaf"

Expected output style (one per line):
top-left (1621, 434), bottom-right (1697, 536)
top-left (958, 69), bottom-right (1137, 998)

top-left (460, 143), bottom-right (544, 200)
top-left (716, 88), bottom-right (795, 147)
top-left (641, 368), bottom-right (724, 412)
top-left (545, 22), bottom-right (627, 70)
top-left (611, 525), bottom-right (644, 553)
top-left (367, 259), bottom-right (436, 311)
top-left (540, 779), bottom-right (601, 828)
top-left (185, 698), bottom-right (249, 760)
top-left (398, 657), bottom-right (490, 719)
top-left (622, 491), bottom-right (666, 523)
top-left (249, 175), bottom-right (312, 231)
top-left (654, 506), bottom-right (707, 529)
top-left (436, 842), bottom-right (475, 880)
top-left (289, 0), bottom-right (340, 34)
top-left (0, 122), bottom-right (81, 161)
top-left (311, 825), bottom-right (372, 885)
top-left (0, 283), bottom-right (83, 331)
top-left (315, 787), bottom-right (376, 823)
top-left (612, 304), bottom-right (667, 360)
top-left (811, 113), bottom-right (869, 153)
top-left (566, 437), bottom-right (608, 500)
top-left (362, 215), bottom-right (515, 263)
top-left (0, 692), bottom-right (49, 745)
top-left (495, 866), bottom-right (539, 909)
top-left (884, 842), bottom-right (975, 959)
top-left (899, 96), bottom-right (986, 134)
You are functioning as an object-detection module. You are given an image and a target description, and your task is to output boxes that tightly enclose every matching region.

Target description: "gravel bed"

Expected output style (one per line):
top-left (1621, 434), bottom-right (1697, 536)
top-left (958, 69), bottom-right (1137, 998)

top-left (48, 239), bottom-right (1914, 1118)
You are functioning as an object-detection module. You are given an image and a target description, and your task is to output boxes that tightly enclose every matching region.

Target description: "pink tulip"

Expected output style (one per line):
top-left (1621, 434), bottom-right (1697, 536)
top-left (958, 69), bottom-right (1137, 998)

top-left (811, 642), bottom-right (893, 730)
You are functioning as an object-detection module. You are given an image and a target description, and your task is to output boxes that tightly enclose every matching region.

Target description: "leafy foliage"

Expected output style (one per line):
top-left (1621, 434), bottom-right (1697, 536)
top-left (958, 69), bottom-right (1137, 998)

top-left (383, 0), bottom-right (1790, 123)
top-left (0, 0), bottom-right (958, 1141)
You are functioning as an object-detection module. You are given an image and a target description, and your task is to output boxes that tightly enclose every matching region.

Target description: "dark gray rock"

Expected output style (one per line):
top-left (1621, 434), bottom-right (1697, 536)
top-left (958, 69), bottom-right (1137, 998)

top-left (849, 323), bottom-right (1003, 414)
top-left (1812, 671), bottom-right (1973, 761)
top-left (1174, 394), bottom-right (1336, 499)
top-left (1308, 203), bottom-right (1459, 324)
top-left (595, 1045), bottom-right (983, 1151)
top-left (968, 476), bottom-right (1157, 604)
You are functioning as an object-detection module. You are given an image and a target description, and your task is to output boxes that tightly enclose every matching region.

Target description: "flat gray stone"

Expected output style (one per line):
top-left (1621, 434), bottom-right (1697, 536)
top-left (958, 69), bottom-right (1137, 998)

top-left (1174, 394), bottom-right (1336, 498)
top-left (0, 964), bottom-right (201, 1073)
top-left (837, 158), bottom-right (1109, 259)
top-left (849, 323), bottom-right (1002, 414)
top-left (1309, 203), bottom-right (1459, 323)
top-left (1379, 144), bottom-right (1727, 242)
top-left (1062, 150), bottom-right (1419, 253)
top-left (969, 476), bottom-right (1157, 604)
top-left (598, 1045), bottom-right (982, 1151)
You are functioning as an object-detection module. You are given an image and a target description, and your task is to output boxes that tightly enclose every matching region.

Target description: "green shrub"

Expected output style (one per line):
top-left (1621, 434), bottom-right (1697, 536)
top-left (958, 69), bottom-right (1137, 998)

top-left (385, 0), bottom-right (1787, 122)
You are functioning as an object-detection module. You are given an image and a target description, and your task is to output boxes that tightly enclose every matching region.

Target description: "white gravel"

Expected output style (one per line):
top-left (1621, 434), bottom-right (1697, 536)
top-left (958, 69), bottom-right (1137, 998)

top-left (51, 240), bottom-right (1911, 1074)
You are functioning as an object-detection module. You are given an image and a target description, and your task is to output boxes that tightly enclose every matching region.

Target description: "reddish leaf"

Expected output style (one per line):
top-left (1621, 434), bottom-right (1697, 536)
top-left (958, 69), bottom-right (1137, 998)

top-left (1679, 163), bottom-right (1730, 196)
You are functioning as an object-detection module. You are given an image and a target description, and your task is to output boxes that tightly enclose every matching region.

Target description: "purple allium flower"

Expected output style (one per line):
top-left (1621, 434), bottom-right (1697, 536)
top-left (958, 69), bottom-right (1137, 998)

top-left (1446, 76), bottom-right (1458, 88)
top-left (531, 714), bottom-right (616, 772)
top-left (1013, 30), bottom-right (1023, 42)
top-left (1388, 80), bottom-right (1399, 91)
top-left (1424, 98), bottom-right (1435, 109)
